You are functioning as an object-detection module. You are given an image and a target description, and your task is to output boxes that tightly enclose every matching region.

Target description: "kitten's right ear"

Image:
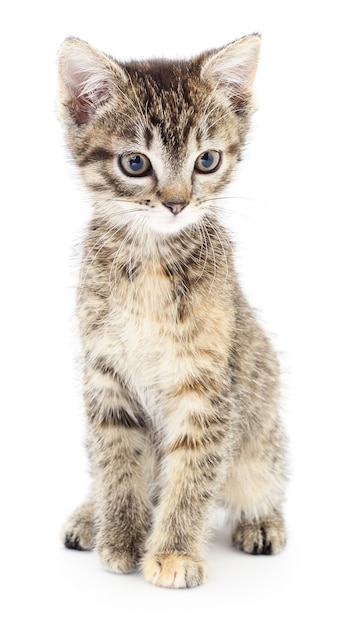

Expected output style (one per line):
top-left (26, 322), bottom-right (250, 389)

top-left (57, 37), bottom-right (128, 126)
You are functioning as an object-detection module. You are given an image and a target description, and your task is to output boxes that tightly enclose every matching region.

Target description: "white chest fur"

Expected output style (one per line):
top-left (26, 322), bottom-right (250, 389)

top-left (83, 266), bottom-right (183, 413)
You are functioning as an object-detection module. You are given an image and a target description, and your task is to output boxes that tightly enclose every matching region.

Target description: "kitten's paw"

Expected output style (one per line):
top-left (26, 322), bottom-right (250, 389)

top-left (97, 542), bottom-right (140, 574)
top-left (97, 525), bottom-right (146, 574)
top-left (62, 502), bottom-right (95, 551)
top-left (143, 552), bottom-right (208, 588)
top-left (232, 514), bottom-right (286, 555)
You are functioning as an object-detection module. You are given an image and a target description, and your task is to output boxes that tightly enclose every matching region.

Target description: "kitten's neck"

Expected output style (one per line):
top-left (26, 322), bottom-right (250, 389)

top-left (84, 214), bottom-right (233, 283)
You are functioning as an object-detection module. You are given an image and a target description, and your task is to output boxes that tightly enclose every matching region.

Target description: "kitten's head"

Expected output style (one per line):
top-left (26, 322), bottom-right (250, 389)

top-left (57, 36), bottom-right (260, 236)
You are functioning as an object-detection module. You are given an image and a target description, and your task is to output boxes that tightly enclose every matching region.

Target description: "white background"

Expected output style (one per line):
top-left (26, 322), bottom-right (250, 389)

top-left (1, 1), bottom-right (360, 623)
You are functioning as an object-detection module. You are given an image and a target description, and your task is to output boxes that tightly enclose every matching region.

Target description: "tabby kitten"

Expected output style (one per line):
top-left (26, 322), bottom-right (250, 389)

top-left (58, 34), bottom-right (287, 588)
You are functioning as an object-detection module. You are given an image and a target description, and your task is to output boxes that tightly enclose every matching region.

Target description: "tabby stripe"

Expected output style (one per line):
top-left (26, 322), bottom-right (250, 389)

top-left (89, 406), bottom-right (147, 428)
top-left (79, 147), bottom-right (114, 167)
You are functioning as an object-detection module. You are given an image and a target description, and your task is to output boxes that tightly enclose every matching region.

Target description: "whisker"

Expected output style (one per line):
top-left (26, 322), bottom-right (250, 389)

top-left (207, 217), bottom-right (229, 292)
top-left (108, 225), bottom-right (135, 291)
top-left (199, 195), bottom-right (273, 210)
top-left (79, 223), bottom-right (125, 291)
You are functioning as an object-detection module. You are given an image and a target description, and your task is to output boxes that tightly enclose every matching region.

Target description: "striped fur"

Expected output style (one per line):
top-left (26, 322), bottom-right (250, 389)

top-left (58, 35), bottom-right (288, 588)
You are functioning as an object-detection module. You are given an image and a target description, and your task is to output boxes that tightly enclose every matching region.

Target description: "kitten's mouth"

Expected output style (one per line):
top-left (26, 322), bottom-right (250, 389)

top-left (146, 202), bottom-right (200, 235)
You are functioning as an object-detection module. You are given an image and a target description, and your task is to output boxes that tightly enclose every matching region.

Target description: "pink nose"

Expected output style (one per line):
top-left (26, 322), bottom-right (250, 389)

top-left (163, 200), bottom-right (189, 215)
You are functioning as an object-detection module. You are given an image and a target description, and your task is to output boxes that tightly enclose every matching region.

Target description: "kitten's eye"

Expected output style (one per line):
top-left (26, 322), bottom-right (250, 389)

top-left (195, 150), bottom-right (221, 173)
top-left (118, 153), bottom-right (152, 177)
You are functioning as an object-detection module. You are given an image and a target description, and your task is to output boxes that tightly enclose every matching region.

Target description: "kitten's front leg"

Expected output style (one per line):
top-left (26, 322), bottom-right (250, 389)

top-left (85, 365), bottom-right (153, 573)
top-left (90, 423), bottom-right (152, 573)
top-left (143, 390), bottom-right (230, 588)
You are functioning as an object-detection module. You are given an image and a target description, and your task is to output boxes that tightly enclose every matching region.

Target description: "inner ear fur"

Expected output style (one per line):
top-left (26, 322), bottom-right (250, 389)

top-left (57, 37), bottom-right (128, 125)
top-left (200, 34), bottom-right (261, 112)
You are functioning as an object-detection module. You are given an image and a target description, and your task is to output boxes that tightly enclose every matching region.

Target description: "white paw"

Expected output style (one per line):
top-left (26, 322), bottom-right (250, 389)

top-left (143, 552), bottom-right (208, 588)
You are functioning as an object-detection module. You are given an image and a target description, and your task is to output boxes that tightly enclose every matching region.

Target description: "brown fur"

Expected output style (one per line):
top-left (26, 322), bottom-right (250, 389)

top-left (58, 35), bottom-right (287, 588)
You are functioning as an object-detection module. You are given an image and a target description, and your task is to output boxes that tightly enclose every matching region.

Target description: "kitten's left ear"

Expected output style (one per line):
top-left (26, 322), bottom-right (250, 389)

top-left (200, 34), bottom-right (261, 111)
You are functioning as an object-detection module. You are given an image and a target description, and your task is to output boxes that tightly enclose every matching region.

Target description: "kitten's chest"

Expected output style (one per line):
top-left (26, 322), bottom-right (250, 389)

top-left (81, 254), bottom-right (231, 413)
top-left (117, 264), bottom-right (181, 331)
top-left (103, 264), bottom-right (189, 385)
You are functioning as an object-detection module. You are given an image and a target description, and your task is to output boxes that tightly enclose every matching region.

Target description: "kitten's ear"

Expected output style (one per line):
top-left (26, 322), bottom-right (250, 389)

top-left (57, 37), bottom-right (127, 126)
top-left (200, 34), bottom-right (261, 111)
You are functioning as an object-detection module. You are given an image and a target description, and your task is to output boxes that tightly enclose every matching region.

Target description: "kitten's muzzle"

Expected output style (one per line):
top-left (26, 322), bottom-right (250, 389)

top-left (162, 200), bottom-right (189, 215)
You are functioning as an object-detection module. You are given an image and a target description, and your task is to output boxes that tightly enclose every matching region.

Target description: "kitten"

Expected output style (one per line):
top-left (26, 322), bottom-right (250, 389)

top-left (58, 34), bottom-right (287, 588)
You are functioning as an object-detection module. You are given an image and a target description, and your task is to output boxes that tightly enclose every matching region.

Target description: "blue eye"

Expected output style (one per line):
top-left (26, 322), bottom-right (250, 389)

top-left (195, 150), bottom-right (221, 173)
top-left (119, 153), bottom-right (152, 176)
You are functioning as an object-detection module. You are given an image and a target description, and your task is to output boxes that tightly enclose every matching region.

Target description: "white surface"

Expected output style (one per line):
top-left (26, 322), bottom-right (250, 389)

top-left (1, 1), bottom-right (360, 623)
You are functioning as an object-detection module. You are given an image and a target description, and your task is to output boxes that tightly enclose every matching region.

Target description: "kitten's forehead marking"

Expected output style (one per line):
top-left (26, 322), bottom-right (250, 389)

top-left (124, 62), bottom-right (213, 153)
top-left (150, 124), bottom-right (199, 171)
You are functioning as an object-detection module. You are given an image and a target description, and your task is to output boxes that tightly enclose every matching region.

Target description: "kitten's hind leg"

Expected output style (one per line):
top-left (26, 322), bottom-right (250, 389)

top-left (223, 451), bottom-right (287, 556)
top-left (62, 500), bottom-right (96, 551)
top-left (232, 509), bottom-right (286, 555)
